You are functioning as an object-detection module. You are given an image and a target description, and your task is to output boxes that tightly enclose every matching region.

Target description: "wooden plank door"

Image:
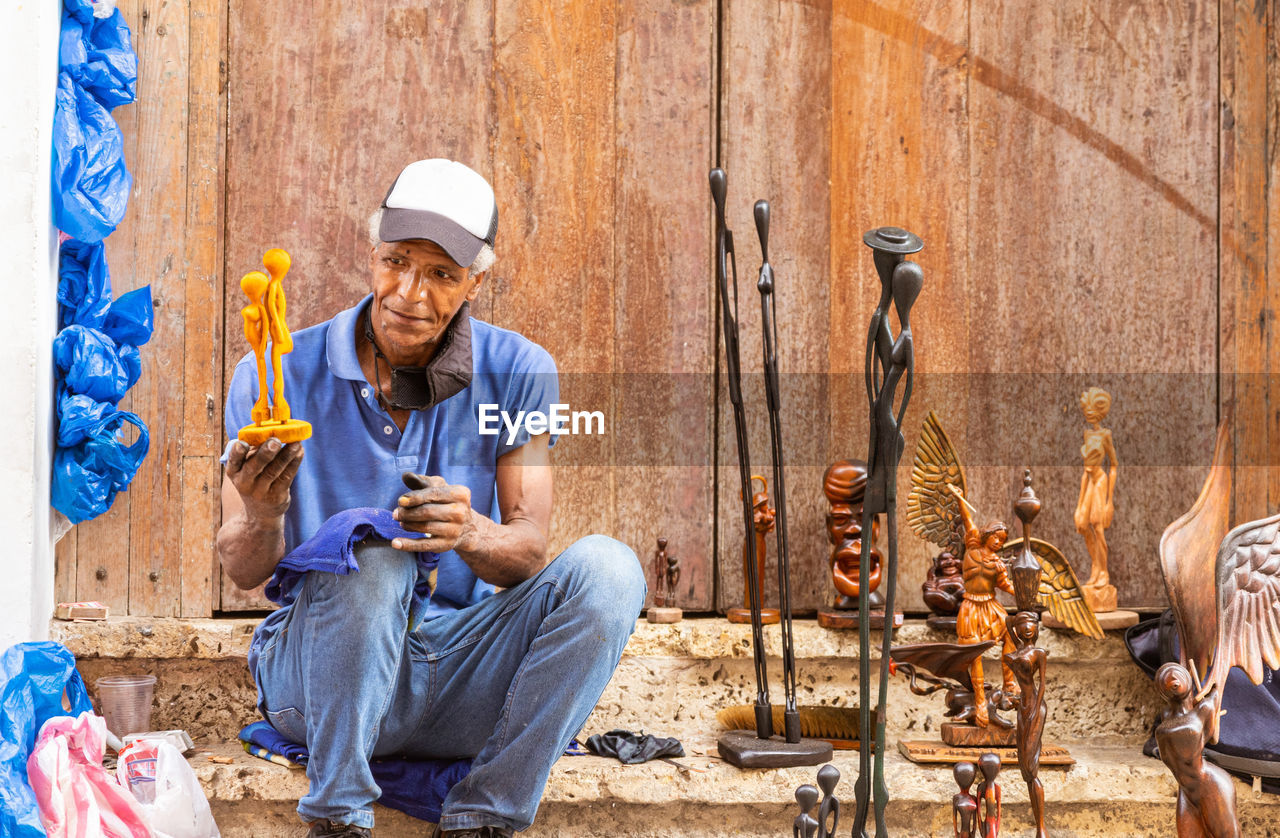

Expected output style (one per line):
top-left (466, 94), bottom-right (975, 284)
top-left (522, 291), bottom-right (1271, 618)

top-left (220, 0), bottom-right (716, 610)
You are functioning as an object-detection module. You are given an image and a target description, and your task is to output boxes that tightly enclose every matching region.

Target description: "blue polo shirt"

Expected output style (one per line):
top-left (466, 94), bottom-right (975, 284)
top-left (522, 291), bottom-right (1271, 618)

top-left (224, 295), bottom-right (558, 619)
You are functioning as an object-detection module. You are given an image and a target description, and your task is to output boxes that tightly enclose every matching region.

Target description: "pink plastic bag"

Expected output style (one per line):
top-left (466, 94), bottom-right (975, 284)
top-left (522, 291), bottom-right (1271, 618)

top-left (26, 711), bottom-right (151, 838)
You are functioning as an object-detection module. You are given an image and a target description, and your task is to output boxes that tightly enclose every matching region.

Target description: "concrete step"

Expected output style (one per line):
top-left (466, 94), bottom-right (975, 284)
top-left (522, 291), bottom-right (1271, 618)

top-left (53, 616), bottom-right (1163, 747)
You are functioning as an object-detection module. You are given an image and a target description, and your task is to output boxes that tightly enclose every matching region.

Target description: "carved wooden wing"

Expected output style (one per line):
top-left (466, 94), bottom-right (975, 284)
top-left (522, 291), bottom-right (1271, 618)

top-left (907, 410), bottom-right (967, 554)
top-left (1204, 512), bottom-right (1280, 721)
top-left (1160, 416), bottom-right (1232, 679)
top-left (1002, 537), bottom-right (1104, 640)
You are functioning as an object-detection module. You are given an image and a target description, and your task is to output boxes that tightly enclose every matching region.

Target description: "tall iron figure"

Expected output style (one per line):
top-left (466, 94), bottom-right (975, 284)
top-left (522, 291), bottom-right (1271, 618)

top-left (709, 169), bottom-right (772, 741)
top-left (755, 200), bottom-right (802, 741)
top-left (853, 227), bottom-right (923, 837)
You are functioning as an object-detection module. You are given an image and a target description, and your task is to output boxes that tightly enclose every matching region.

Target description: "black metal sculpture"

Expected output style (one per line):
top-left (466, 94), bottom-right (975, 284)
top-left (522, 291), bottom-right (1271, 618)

top-left (710, 169), bottom-right (771, 746)
top-left (712, 173), bottom-right (830, 768)
top-left (757, 200), bottom-right (801, 741)
top-left (792, 765), bottom-right (842, 838)
top-left (854, 227), bottom-right (923, 837)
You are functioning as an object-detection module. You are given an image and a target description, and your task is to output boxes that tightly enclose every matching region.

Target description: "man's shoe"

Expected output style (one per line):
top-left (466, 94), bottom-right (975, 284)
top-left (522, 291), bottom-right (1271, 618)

top-left (307, 819), bottom-right (372, 838)
top-left (430, 825), bottom-right (513, 838)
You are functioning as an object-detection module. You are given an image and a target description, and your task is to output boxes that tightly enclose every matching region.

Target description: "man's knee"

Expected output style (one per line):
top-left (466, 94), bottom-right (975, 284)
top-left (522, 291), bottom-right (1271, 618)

top-left (552, 534), bottom-right (647, 616)
top-left (303, 539), bottom-right (418, 608)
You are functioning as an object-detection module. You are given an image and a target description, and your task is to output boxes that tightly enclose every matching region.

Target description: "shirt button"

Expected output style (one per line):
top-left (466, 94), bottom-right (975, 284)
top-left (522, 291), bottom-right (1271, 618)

top-left (383, 425), bottom-right (393, 435)
top-left (361, 388), bottom-right (370, 398)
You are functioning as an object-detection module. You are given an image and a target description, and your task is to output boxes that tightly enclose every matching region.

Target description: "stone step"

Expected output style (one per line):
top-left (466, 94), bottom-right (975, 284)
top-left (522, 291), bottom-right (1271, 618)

top-left (52, 617), bottom-right (1163, 747)
top-left (51, 617), bottom-right (1280, 836)
top-left (194, 741), bottom-right (1280, 837)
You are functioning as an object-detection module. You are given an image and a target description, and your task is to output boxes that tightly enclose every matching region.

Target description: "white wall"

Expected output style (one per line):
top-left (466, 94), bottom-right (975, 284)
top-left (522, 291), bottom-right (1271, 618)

top-left (0, 0), bottom-right (63, 650)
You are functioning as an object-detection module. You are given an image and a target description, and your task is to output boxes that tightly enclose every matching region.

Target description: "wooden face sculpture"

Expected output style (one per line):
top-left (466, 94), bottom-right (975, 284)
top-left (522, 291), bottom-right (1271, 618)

top-left (823, 459), bottom-right (882, 609)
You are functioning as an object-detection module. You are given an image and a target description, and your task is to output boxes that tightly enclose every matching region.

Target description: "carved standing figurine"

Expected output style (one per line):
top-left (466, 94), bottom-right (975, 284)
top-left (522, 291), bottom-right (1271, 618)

top-left (1075, 387), bottom-right (1118, 612)
top-left (853, 227), bottom-right (923, 838)
top-left (647, 537), bottom-right (682, 624)
top-left (1153, 662), bottom-right (1239, 838)
top-left (728, 476), bottom-right (779, 625)
top-left (948, 484), bottom-right (1017, 730)
top-left (238, 248), bottom-right (312, 445)
top-left (1004, 611), bottom-right (1048, 838)
top-left (977, 753), bottom-right (1002, 838)
top-left (952, 762), bottom-right (979, 838)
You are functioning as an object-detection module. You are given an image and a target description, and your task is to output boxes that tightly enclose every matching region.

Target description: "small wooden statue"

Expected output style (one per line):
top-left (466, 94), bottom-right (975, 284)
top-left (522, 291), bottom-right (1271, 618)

top-left (1005, 610), bottom-right (1048, 838)
top-left (647, 537), bottom-right (683, 624)
top-left (948, 483), bottom-right (1017, 733)
top-left (923, 548), bottom-right (966, 631)
top-left (1075, 387), bottom-right (1119, 613)
top-left (728, 475), bottom-right (779, 625)
top-left (238, 248), bottom-right (311, 445)
top-left (816, 459), bottom-right (901, 630)
top-left (1153, 662), bottom-right (1239, 838)
top-left (977, 752), bottom-right (1002, 838)
top-left (952, 761), bottom-right (979, 838)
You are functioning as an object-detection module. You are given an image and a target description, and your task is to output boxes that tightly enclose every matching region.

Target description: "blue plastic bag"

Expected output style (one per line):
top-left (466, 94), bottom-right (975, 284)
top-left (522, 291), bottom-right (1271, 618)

top-left (51, 408), bottom-right (149, 524)
top-left (57, 239), bottom-right (111, 330)
top-left (59, 4), bottom-right (136, 110)
top-left (101, 285), bottom-right (153, 347)
top-left (0, 642), bottom-right (93, 838)
top-left (51, 71), bottom-right (132, 243)
top-left (53, 325), bottom-right (138, 403)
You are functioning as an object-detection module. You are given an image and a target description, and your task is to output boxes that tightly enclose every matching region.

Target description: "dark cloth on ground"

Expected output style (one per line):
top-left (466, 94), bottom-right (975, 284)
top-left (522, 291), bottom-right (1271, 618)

top-left (584, 729), bottom-right (684, 765)
top-left (238, 722), bottom-right (471, 822)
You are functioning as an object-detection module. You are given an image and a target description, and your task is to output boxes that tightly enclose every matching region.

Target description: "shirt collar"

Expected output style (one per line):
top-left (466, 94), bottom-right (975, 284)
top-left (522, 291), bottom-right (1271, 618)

top-left (325, 295), bottom-right (475, 407)
top-left (325, 295), bottom-right (372, 381)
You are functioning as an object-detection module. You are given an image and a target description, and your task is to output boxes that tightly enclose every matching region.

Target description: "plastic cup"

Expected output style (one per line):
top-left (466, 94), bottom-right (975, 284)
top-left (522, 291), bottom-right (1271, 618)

top-left (95, 675), bottom-right (156, 736)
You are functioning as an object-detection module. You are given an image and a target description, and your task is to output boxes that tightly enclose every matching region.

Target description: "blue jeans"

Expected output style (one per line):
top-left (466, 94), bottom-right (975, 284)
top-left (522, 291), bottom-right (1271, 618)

top-left (251, 534), bottom-right (646, 831)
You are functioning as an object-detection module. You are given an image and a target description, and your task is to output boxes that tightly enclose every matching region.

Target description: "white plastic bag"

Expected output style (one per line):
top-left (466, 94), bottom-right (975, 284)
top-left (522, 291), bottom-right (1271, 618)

top-left (117, 739), bottom-right (219, 838)
top-left (27, 712), bottom-right (150, 838)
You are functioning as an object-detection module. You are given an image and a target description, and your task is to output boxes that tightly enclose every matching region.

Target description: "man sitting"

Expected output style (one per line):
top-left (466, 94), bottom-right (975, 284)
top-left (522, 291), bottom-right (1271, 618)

top-left (217, 158), bottom-right (646, 838)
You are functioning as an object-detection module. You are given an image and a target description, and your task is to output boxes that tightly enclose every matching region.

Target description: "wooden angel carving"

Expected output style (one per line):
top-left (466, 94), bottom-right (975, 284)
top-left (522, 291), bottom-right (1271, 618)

top-left (907, 411), bottom-right (1102, 643)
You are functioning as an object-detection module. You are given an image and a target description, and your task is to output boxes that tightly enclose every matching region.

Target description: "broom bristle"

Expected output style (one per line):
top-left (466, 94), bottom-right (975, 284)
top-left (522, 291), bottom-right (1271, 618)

top-left (715, 704), bottom-right (862, 741)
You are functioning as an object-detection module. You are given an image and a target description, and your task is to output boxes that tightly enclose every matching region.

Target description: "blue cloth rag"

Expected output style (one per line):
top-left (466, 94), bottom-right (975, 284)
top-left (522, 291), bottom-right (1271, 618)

top-left (265, 507), bottom-right (439, 610)
top-left (239, 721), bottom-right (471, 822)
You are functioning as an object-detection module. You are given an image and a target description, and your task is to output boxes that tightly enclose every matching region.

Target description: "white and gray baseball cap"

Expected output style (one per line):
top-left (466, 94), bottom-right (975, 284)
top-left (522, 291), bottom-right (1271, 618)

top-left (379, 159), bottom-right (498, 267)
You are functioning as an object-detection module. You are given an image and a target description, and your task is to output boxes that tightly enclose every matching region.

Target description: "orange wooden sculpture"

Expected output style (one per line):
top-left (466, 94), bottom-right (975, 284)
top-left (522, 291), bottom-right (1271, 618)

top-left (237, 248), bottom-right (312, 445)
top-left (728, 475), bottom-right (779, 625)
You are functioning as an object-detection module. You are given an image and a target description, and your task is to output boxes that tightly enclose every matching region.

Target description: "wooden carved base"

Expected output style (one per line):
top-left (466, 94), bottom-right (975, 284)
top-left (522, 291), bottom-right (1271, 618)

top-left (925, 614), bottom-right (958, 632)
top-left (941, 722), bottom-right (1017, 748)
top-left (1081, 582), bottom-right (1117, 613)
top-left (1043, 608), bottom-right (1139, 632)
top-left (898, 739), bottom-right (1075, 766)
top-left (817, 609), bottom-right (903, 630)
top-left (727, 607), bottom-right (780, 625)
top-left (646, 606), bottom-right (683, 624)
top-left (717, 730), bottom-right (833, 768)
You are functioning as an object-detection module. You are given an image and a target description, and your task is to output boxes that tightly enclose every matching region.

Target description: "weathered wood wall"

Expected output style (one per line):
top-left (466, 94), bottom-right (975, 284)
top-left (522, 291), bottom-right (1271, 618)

top-left (55, 0), bottom-right (226, 618)
top-left (55, 0), bottom-right (1279, 616)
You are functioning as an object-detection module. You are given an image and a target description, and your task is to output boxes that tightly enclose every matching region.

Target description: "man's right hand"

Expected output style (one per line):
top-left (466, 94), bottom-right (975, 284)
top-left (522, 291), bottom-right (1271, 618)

top-left (225, 438), bottom-right (304, 520)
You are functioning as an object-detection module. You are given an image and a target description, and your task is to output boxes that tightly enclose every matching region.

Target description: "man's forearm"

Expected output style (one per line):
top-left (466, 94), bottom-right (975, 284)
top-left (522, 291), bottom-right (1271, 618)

top-left (454, 514), bottom-right (547, 589)
top-left (217, 514), bottom-right (287, 590)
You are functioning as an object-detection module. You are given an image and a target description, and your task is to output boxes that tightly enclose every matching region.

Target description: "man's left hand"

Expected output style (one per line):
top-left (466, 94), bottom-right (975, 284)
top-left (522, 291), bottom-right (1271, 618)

top-left (392, 474), bottom-right (477, 553)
